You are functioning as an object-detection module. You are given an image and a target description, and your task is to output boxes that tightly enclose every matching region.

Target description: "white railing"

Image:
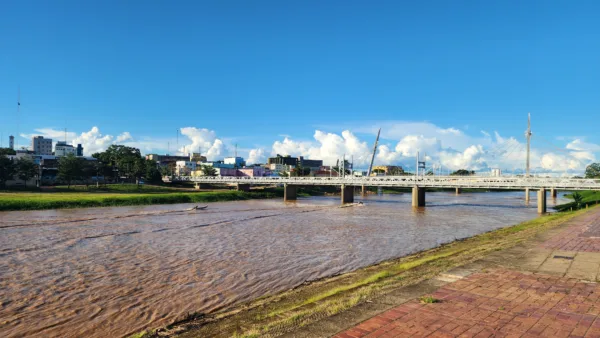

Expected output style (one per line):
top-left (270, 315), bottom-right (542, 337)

top-left (171, 175), bottom-right (600, 190)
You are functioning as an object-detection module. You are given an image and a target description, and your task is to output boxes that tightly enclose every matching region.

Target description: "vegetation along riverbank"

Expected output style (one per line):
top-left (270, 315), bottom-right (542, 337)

top-left (129, 207), bottom-right (595, 338)
top-left (555, 190), bottom-right (600, 211)
top-left (0, 184), bottom-right (286, 211)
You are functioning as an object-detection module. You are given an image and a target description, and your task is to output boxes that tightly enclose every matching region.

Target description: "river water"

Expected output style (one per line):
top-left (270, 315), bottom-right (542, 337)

top-left (0, 191), bottom-right (568, 337)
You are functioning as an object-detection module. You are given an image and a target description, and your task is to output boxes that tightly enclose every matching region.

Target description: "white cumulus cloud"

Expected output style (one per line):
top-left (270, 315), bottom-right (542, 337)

top-left (247, 148), bottom-right (266, 165)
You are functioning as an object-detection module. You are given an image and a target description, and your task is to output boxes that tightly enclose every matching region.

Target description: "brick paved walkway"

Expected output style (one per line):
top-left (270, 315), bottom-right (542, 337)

top-left (335, 269), bottom-right (600, 338)
top-left (543, 212), bottom-right (600, 252)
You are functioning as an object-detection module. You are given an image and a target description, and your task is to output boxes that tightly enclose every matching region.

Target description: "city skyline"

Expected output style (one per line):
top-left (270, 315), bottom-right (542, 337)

top-left (2, 1), bottom-right (599, 173)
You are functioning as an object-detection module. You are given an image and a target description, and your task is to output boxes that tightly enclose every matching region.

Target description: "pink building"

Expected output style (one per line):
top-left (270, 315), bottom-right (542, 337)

top-left (237, 167), bottom-right (266, 177)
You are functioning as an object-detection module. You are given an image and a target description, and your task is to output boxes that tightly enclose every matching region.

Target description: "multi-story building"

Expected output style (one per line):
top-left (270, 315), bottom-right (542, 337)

top-left (268, 154), bottom-right (298, 166)
top-left (267, 154), bottom-right (323, 171)
top-left (224, 157), bottom-right (245, 168)
top-left (175, 161), bottom-right (197, 176)
top-left (55, 141), bottom-right (76, 156)
top-left (31, 136), bottom-right (53, 155)
top-left (76, 144), bottom-right (84, 156)
top-left (237, 167), bottom-right (266, 177)
top-left (371, 165), bottom-right (404, 176)
top-left (9, 135), bottom-right (14, 150)
top-left (145, 154), bottom-right (190, 163)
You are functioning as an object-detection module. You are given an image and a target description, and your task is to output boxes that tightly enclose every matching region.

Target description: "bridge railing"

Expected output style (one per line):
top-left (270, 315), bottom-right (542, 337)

top-left (171, 175), bottom-right (600, 190)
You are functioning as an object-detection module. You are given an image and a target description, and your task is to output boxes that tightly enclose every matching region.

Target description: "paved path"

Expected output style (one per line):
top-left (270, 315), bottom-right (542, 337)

top-left (334, 208), bottom-right (600, 338)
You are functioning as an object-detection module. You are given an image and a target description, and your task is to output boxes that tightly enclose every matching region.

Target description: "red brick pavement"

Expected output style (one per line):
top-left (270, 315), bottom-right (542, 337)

top-left (542, 210), bottom-right (600, 252)
top-left (334, 270), bottom-right (600, 338)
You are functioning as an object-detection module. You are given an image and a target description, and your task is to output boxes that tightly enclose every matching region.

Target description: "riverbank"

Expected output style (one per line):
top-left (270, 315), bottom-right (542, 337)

top-left (556, 190), bottom-right (600, 211)
top-left (0, 186), bottom-right (284, 211)
top-left (131, 207), bottom-right (595, 338)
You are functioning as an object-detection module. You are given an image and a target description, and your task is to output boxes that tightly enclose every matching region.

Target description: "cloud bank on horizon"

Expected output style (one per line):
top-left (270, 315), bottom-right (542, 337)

top-left (19, 121), bottom-right (598, 175)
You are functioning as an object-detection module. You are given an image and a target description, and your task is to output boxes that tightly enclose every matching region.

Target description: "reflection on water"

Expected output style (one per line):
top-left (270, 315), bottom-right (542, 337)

top-left (0, 191), bottom-right (568, 337)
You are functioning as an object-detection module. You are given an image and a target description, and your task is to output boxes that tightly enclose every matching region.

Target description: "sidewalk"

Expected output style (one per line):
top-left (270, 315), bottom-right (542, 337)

top-left (296, 208), bottom-right (600, 338)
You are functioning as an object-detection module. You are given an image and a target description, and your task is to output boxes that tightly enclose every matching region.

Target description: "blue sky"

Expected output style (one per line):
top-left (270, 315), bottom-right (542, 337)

top-left (1, 1), bottom-right (599, 173)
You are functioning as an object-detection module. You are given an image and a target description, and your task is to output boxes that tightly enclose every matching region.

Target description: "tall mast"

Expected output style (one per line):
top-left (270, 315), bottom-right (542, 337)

top-left (526, 113), bottom-right (531, 178)
top-left (366, 128), bottom-right (381, 177)
top-left (16, 86), bottom-right (20, 149)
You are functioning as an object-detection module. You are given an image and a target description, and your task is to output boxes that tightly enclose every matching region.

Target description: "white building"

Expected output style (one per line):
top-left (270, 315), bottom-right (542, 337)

top-left (491, 168), bottom-right (502, 177)
top-left (175, 161), bottom-right (197, 175)
top-left (32, 136), bottom-right (53, 155)
top-left (55, 141), bottom-right (76, 156)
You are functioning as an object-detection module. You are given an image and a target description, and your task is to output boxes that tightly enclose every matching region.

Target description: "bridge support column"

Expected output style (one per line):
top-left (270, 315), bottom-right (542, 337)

top-left (284, 184), bottom-right (297, 202)
top-left (341, 184), bottom-right (354, 204)
top-left (194, 183), bottom-right (204, 190)
top-left (538, 188), bottom-right (547, 214)
top-left (361, 185), bottom-right (366, 196)
top-left (525, 188), bottom-right (530, 203)
top-left (455, 188), bottom-right (462, 195)
top-left (236, 183), bottom-right (250, 192)
top-left (412, 186), bottom-right (426, 207)
top-left (550, 188), bottom-right (557, 198)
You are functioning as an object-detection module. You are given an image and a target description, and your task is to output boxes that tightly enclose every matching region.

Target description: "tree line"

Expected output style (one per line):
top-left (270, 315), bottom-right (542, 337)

top-left (0, 145), bottom-right (163, 188)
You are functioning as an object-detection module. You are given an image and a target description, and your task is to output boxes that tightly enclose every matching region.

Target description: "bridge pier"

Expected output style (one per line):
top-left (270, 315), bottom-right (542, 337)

top-left (412, 186), bottom-right (426, 207)
top-left (236, 183), bottom-right (250, 192)
top-left (455, 188), bottom-right (462, 195)
top-left (341, 184), bottom-right (354, 204)
top-left (525, 188), bottom-right (530, 203)
top-left (550, 188), bottom-right (557, 198)
top-left (361, 185), bottom-right (367, 196)
top-left (538, 188), bottom-right (547, 214)
top-left (194, 183), bottom-right (203, 190)
top-left (284, 184), bottom-right (297, 201)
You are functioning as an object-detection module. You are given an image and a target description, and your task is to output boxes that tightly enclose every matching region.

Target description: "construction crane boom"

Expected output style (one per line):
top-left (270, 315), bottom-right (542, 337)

top-left (366, 128), bottom-right (381, 177)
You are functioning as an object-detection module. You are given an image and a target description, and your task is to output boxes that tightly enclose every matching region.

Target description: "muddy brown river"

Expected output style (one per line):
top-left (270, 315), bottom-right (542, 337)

top-left (0, 191), bottom-right (568, 337)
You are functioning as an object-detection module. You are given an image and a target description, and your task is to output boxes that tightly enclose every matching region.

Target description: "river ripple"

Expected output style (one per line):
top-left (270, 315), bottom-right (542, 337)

top-left (0, 191), bottom-right (568, 337)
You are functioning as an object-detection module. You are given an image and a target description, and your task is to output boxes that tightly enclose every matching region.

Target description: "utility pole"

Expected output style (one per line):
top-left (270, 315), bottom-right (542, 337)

top-left (416, 152), bottom-right (419, 178)
top-left (526, 113), bottom-right (531, 178)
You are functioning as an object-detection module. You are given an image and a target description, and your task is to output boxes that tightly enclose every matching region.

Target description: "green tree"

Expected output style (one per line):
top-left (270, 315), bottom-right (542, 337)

top-left (585, 163), bottom-right (600, 179)
top-left (0, 155), bottom-right (15, 188)
top-left (0, 148), bottom-right (16, 156)
top-left (93, 145), bottom-right (142, 182)
top-left (15, 157), bottom-right (37, 185)
top-left (144, 160), bottom-right (162, 183)
top-left (572, 192), bottom-right (584, 210)
top-left (81, 161), bottom-right (99, 188)
top-left (132, 158), bottom-right (146, 185)
top-left (201, 165), bottom-right (217, 177)
top-left (290, 164), bottom-right (310, 177)
top-left (58, 154), bottom-right (84, 188)
top-left (450, 169), bottom-right (475, 176)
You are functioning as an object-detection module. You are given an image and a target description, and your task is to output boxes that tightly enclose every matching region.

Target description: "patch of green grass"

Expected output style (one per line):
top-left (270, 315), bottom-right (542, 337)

top-left (557, 191), bottom-right (600, 211)
top-left (127, 331), bottom-right (151, 338)
top-left (0, 190), bottom-right (282, 211)
top-left (419, 296), bottom-right (441, 304)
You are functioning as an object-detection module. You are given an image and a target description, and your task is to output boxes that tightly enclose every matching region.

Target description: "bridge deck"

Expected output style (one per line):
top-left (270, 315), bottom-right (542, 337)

top-left (173, 176), bottom-right (600, 191)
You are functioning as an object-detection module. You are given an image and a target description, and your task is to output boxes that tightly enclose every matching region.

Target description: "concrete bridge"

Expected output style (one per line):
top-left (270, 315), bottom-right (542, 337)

top-left (174, 176), bottom-right (600, 213)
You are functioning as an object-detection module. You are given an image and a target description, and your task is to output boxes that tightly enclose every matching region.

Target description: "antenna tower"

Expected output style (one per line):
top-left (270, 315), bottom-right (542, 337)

top-left (16, 86), bottom-right (20, 149)
top-left (525, 113), bottom-right (532, 178)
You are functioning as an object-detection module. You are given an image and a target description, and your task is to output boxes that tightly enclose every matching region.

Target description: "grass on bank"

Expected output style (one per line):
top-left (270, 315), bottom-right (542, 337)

top-left (0, 187), bottom-right (283, 211)
top-left (131, 207), bottom-right (592, 338)
top-left (556, 190), bottom-right (600, 211)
